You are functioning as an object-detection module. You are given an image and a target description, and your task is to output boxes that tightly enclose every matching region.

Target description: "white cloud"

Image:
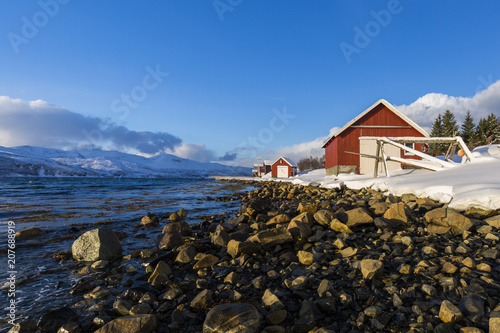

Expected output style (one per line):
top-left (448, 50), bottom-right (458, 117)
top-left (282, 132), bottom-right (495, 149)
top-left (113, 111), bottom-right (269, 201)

top-left (165, 142), bottom-right (216, 163)
top-left (0, 95), bottom-right (183, 154)
top-left (397, 79), bottom-right (500, 131)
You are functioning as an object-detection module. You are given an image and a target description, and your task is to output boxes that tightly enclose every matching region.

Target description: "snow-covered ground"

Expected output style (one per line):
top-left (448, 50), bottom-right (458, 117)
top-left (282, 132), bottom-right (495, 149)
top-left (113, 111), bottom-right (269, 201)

top-left (239, 145), bottom-right (500, 212)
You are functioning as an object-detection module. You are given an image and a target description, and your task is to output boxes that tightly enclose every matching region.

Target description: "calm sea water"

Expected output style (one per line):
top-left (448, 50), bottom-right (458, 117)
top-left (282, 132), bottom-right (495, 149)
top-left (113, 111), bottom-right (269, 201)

top-left (0, 177), bottom-right (252, 331)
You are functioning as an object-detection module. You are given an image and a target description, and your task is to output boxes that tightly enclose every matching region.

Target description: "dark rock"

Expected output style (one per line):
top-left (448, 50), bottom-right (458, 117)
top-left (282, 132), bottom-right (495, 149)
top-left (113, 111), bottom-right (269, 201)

top-left (158, 231), bottom-right (183, 250)
top-left (459, 294), bottom-right (485, 324)
top-left (140, 213), bottom-right (159, 227)
top-left (162, 221), bottom-right (191, 236)
top-left (15, 227), bottom-right (46, 239)
top-left (38, 307), bottom-right (77, 333)
top-left (203, 303), bottom-right (260, 333)
top-left (94, 314), bottom-right (157, 333)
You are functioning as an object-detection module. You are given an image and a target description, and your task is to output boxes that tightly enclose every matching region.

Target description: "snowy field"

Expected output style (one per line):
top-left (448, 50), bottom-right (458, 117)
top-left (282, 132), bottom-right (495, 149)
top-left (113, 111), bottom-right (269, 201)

top-left (237, 145), bottom-right (500, 212)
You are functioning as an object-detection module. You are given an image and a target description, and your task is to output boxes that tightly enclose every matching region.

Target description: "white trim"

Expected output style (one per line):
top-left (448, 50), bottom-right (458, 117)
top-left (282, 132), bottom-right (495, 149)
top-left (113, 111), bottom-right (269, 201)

top-left (322, 99), bottom-right (430, 148)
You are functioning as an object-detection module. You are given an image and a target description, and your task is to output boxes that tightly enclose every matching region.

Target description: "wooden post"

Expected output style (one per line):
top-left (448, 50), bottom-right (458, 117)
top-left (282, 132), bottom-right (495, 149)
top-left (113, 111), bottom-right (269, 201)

top-left (374, 140), bottom-right (381, 178)
top-left (380, 142), bottom-right (390, 177)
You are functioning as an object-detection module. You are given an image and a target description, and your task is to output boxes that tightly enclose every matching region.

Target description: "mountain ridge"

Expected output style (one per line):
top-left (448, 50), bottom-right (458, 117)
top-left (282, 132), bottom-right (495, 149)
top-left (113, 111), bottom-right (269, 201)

top-left (0, 145), bottom-right (250, 178)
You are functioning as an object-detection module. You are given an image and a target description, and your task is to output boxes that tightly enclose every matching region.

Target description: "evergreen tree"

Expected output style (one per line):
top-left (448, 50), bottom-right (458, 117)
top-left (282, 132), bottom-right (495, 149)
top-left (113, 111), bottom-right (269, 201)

top-left (441, 110), bottom-right (459, 137)
top-left (460, 111), bottom-right (476, 149)
top-left (429, 113), bottom-right (443, 155)
top-left (475, 117), bottom-right (489, 146)
top-left (486, 113), bottom-right (500, 143)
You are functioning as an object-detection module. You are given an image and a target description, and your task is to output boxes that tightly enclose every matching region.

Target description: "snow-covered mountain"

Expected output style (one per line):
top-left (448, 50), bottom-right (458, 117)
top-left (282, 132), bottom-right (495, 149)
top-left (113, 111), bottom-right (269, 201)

top-left (0, 146), bottom-right (250, 178)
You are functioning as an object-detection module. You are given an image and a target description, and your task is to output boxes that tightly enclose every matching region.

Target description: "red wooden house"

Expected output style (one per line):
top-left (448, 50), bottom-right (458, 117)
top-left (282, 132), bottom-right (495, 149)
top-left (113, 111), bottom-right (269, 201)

top-left (271, 157), bottom-right (298, 178)
top-left (322, 99), bottom-right (429, 176)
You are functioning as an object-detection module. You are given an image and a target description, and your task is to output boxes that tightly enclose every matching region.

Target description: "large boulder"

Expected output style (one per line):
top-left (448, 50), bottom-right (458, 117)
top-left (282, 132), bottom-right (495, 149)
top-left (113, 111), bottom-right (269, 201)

top-left (72, 228), bottom-right (122, 261)
top-left (37, 307), bottom-right (77, 333)
top-left (95, 314), bottom-right (157, 333)
top-left (158, 231), bottom-right (184, 250)
top-left (162, 221), bottom-right (191, 236)
top-left (425, 208), bottom-right (474, 235)
top-left (203, 303), bottom-right (260, 333)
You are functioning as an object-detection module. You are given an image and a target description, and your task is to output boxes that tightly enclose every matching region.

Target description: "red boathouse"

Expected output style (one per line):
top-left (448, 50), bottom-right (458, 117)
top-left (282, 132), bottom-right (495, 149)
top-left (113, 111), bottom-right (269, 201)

top-left (322, 99), bottom-right (429, 175)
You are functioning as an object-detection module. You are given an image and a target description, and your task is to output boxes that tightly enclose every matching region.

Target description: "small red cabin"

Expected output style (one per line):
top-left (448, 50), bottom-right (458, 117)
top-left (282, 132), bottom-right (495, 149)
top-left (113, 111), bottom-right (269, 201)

top-left (271, 157), bottom-right (298, 178)
top-left (322, 99), bottom-right (429, 176)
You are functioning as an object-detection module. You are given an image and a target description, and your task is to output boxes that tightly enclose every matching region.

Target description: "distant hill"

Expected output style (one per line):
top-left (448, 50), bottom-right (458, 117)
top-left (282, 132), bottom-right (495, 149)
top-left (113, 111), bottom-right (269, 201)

top-left (0, 146), bottom-right (250, 178)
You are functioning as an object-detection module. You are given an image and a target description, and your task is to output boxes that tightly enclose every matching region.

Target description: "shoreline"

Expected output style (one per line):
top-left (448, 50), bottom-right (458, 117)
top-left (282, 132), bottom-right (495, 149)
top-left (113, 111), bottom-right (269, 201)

top-left (7, 181), bottom-right (500, 332)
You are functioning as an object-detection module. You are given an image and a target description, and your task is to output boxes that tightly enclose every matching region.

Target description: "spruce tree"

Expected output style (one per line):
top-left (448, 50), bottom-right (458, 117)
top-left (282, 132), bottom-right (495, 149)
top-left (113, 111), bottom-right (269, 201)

top-left (460, 111), bottom-right (476, 149)
top-left (486, 113), bottom-right (500, 143)
top-left (430, 113), bottom-right (443, 155)
top-left (441, 110), bottom-right (459, 137)
top-left (475, 118), bottom-right (488, 146)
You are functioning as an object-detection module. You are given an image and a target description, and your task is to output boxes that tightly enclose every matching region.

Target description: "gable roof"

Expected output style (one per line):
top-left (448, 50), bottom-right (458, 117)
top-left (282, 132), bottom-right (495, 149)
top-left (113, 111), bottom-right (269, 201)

top-left (272, 156), bottom-right (297, 167)
top-left (322, 99), bottom-right (429, 148)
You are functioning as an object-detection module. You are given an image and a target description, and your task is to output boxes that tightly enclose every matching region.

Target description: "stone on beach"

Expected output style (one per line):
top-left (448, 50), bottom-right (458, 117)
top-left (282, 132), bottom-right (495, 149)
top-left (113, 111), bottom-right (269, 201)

top-left (203, 303), bottom-right (260, 333)
top-left (72, 228), bottom-right (122, 261)
top-left (15, 227), bottom-right (46, 239)
top-left (94, 314), bottom-right (157, 333)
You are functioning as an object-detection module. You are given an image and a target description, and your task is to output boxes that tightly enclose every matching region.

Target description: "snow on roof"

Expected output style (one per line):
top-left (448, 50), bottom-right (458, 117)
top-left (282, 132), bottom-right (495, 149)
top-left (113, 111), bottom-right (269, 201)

top-left (272, 156), bottom-right (297, 167)
top-left (322, 99), bottom-right (430, 148)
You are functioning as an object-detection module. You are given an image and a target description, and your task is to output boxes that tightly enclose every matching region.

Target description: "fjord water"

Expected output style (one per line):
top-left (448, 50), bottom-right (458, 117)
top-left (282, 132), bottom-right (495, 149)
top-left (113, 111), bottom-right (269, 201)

top-left (0, 177), bottom-right (251, 330)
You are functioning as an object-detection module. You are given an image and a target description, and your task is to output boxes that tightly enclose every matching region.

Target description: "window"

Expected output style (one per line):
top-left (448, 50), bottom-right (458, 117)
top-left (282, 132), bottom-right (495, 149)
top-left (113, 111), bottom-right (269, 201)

top-left (404, 142), bottom-right (415, 156)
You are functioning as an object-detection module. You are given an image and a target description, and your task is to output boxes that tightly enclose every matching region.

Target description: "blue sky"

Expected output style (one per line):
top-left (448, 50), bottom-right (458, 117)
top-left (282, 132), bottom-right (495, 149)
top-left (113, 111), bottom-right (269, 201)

top-left (1, 1), bottom-right (500, 166)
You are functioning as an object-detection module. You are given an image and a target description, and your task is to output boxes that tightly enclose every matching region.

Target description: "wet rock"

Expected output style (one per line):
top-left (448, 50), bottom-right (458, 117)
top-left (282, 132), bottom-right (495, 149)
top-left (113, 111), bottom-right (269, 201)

top-left (439, 300), bottom-right (463, 323)
top-left (91, 260), bottom-right (109, 269)
top-left (248, 227), bottom-right (293, 248)
top-left (158, 231), bottom-right (183, 250)
top-left (344, 207), bottom-right (373, 227)
top-left (360, 259), bottom-right (384, 280)
top-left (175, 246), bottom-right (197, 264)
top-left (57, 322), bottom-right (81, 333)
top-left (162, 221), bottom-right (191, 236)
top-left (140, 213), bottom-right (159, 227)
top-left (317, 279), bottom-right (334, 297)
top-left (72, 228), bottom-right (122, 261)
top-left (113, 299), bottom-right (133, 316)
top-left (94, 314), bottom-right (157, 333)
top-left (129, 303), bottom-right (151, 315)
top-left (227, 240), bottom-right (261, 258)
top-left (8, 319), bottom-right (37, 333)
top-left (193, 254), bottom-right (219, 270)
top-left (459, 328), bottom-right (485, 333)
top-left (15, 227), bottom-right (46, 239)
top-left (168, 212), bottom-right (182, 221)
top-left (38, 307), bottom-right (77, 333)
top-left (203, 303), bottom-right (260, 333)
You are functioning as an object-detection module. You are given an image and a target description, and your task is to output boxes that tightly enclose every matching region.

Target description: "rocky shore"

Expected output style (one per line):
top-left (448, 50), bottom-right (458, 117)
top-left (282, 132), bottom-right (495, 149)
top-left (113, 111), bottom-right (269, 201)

top-left (9, 180), bottom-right (500, 333)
